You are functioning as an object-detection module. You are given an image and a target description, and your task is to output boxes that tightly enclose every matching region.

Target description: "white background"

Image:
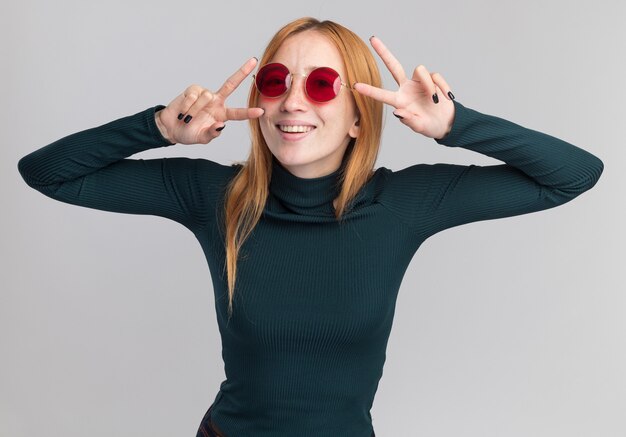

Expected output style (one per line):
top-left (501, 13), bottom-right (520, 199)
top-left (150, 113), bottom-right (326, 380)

top-left (3, 1), bottom-right (624, 436)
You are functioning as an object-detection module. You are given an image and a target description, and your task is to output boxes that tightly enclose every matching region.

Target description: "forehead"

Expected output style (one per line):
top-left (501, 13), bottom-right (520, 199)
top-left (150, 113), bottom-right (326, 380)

top-left (271, 31), bottom-right (346, 74)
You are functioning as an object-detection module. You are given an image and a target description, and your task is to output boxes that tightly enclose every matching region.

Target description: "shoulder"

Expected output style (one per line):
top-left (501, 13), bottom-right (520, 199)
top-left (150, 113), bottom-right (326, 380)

top-left (159, 158), bottom-right (243, 205)
top-left (376, 162), bottom-right (464, 185)
top-left (164, 157), bottom-right (241, 181)
top-left (375, 162), bottom-right (472, 206)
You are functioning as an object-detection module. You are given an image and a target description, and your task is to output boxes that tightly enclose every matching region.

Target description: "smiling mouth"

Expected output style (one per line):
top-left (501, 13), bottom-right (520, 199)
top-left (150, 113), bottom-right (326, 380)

top-left (276, 125), bottom-right (316, 133)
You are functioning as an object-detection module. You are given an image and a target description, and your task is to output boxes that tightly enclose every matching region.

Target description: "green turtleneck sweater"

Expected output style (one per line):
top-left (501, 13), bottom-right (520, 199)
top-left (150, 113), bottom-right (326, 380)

top-left (17, 100), bottom-right (603, 437)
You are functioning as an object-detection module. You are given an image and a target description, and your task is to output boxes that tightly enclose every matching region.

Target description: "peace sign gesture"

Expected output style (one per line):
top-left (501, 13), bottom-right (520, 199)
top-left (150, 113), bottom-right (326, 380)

top-left (353, 36), bottom-right (456, 140)
top-left (156, 57), bottom-right (265, 145)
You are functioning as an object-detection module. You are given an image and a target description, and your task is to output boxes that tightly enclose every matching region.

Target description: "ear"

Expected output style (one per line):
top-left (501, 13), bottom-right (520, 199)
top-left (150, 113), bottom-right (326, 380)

top-left (348, 115), bottom-right (360, 139)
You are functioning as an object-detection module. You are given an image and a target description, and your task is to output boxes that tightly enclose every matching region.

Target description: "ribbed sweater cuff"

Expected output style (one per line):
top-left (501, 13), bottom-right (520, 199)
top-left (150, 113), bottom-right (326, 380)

top-left (433, 99), bottom-right (468, 146)
top-left (150, 104), bottom-right (175, 146)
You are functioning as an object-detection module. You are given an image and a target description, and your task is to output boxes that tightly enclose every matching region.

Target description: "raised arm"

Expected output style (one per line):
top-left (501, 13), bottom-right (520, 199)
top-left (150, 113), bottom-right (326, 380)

top-left (18, 105), bottom-right (231, 232)
top-left (356, 36), bottom-right (603, 240)
top-left (17, 58), bottom-right (263, 233)
top-left (379, 99), bottom-right (603, 239)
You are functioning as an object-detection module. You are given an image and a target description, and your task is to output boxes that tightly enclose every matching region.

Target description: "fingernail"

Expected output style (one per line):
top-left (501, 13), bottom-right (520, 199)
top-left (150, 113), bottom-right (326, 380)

top-left (184, 115), bottom-right (192, 123)
top-left (393, 112), bottom-right (404, 119)
top-left (432, 93), bottom-right (439, 104)
top-left (448, 91), bottom-right (455, 100)
top-left (352, 82), bottom-right (358, 89)
top-left (178, 113), bottom-right (184, 120)
top-left (369, 35), bottom-right (375, 40)
top-left (216, 125), bottom-right (225, 132)
top-left (253, 56), bottom-right (258, 62)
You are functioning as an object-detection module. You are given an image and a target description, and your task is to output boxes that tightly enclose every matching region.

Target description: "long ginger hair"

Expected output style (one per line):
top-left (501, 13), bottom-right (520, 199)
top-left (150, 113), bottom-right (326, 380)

top-left (221, 17), bottom-right (383, 319)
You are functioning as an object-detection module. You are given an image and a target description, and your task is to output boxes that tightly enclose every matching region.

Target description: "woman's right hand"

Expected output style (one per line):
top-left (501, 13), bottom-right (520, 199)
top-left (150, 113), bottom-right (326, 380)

top-left (155, 57), bottom-right (264, 145)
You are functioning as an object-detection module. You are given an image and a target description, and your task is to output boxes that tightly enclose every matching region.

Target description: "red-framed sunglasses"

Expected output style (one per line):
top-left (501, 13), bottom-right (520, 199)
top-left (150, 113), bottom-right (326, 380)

top-left (253, 62), bottom-right (349, 103)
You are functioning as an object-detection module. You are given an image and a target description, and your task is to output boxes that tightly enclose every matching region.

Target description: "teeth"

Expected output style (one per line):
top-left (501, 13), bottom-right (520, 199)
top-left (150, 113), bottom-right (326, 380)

top-left (278, 125), bottom-right (314, 133)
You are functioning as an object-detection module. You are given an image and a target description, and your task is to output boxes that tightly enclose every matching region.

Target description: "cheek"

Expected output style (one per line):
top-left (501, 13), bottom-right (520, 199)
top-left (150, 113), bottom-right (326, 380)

top-left (257, 114), bottom-right (272, 139)
top-left (258, 99), bottom-right (281, 124)
top-left (258, 95), bottom-right (280, 109)
top-left (259, 119), bottom-right (274, 141)
top-left (321, 104), bottom-right (356, 135)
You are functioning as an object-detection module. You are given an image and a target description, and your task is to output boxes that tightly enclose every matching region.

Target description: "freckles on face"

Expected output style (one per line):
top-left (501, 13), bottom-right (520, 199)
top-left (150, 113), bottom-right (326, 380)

top-left (257, 31), bottom-right (359, 170)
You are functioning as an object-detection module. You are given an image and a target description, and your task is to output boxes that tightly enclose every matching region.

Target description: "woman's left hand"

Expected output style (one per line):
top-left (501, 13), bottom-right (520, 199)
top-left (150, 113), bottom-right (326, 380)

top-left (353, 36), bottom-right (456, 140)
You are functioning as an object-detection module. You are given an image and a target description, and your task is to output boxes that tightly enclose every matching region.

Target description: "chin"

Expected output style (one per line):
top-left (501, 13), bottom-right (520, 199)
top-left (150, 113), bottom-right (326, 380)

top-left (272, 148), bottom-right (315, 165)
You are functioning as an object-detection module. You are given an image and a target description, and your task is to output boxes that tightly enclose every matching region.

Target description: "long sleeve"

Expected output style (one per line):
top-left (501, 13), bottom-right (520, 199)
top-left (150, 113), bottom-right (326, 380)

top-left (17, 104), bottom-right (236, 233)
top-left (379, 99), bottom-right (604, 240)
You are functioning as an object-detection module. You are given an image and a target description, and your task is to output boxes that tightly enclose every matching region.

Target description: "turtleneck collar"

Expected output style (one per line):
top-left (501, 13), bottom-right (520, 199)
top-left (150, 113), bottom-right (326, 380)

top-left (269, 153), bottom-right (349, 215)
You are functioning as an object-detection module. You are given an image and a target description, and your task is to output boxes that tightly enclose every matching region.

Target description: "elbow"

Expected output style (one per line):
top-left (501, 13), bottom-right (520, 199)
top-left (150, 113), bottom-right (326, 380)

top-left (17, 153), bottom-right (46, 190)
top-left (555, 153), bottom-right (604, 200)
top-left (582, 154), bottom-right (604, 192)
top-left (17, 154), bottom-right (34, 187)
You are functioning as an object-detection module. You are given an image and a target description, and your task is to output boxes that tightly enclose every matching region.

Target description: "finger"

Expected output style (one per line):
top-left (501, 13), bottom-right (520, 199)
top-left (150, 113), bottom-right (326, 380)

top-left (392, 108), bottom-right (425, 134)
top-left (182, 88), bottom-right (220, 121)
top-left (431, 72), bottom-right (454, 100)
top-left (199, 121), bottom-right (227, 144)
top-left (225, 106), bottom-right (265, 121)
top-left (353, 82), bottom-right (397, 107)
top-left (369, 36), bottom-right (407, 85)
top-left (411, 65), bottom-right (439, 103)
top-left (177, 84), bottom-right (207, 117)
top-left (216, 57), bottom-right (258, 99)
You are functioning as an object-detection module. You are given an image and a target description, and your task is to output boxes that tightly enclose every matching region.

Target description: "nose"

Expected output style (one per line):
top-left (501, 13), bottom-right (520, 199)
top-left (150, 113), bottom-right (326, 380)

top-left (280, 74), bottom-right (308, 112)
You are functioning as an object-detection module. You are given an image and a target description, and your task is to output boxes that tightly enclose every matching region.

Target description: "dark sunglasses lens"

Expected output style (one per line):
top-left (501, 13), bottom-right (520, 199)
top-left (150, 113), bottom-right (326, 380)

top-left (306, 67), bottom-right (341, 102)
top-left (256, 63), bottom-right (289, 97)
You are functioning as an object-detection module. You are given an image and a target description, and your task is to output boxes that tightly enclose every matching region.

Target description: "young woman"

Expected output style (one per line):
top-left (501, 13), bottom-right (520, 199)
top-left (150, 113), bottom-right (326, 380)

top-left (18, 16), bottom-right (603, 437)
